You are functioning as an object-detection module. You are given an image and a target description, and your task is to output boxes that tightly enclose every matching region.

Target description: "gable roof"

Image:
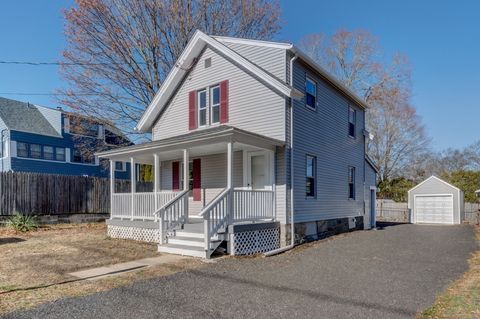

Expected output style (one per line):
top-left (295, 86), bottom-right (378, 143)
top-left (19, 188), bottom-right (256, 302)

top-left (0, 97), bottom-right (61, 137)
top-left (408, 175), bottom-right (461, 193)
top-left (136, 30), bottom-right (303, 133)
top-left (214, 36), bottom-right (369, 110)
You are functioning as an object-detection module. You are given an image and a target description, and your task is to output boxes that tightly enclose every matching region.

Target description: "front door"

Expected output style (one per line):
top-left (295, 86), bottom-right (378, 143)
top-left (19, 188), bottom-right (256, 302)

top-left (246, 151), bottom-right (269, 190)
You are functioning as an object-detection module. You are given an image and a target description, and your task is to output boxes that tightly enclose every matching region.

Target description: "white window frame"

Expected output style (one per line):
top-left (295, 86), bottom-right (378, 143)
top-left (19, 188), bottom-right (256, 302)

top-left (115, 161), bottom-right (126, 172)
top-left (348, 107), bottom-right (356, 138)
top-left (305, 77), bottom-right (317, 110)
top-left (348, 166), bottom-right (356, 199)
top-left (210, 85), bottom-right (220, 124)
top-left (197, 89), bottom-right (207, 127)
top-left (306, 155), bottom-right (316, 198)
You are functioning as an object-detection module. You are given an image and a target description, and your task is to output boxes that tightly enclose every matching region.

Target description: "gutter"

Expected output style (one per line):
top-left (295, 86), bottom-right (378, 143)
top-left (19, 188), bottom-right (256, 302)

top-left (265, 54), bottom-right (298, 257)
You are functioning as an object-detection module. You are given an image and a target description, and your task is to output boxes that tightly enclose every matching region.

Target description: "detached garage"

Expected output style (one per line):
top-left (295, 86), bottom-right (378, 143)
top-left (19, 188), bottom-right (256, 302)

top-left (408, 176), bottom-right (464, 224)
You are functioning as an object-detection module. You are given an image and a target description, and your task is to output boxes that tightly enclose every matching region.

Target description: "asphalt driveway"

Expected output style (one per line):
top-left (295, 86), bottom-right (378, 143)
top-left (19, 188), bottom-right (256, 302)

top-left (3, 223), bottom-right (477, 319)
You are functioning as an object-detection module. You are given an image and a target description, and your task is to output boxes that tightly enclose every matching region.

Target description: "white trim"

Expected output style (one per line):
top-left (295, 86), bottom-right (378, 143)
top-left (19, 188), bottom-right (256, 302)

top-left (413, 194), bottom-right (454, 224)
top-left (408, 175), bottom-right (461, 193)
top-left (213, 36), bottom-right (293, 49)
top-left (197, 89), bottom-right (207, 128)
top-left (209, 85), bottom-right (220, 124)
top-left (136, 30), bottom-right (302, 132)
top-left (305, 77), bottom-right (317, 111)
top-left (114, 161), bottom-right (127, 172)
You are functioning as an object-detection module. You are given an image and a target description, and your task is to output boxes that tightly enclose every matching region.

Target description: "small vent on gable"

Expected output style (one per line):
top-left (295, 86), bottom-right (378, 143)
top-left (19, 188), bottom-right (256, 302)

top-left (204, 57), bottom-right (211, 68)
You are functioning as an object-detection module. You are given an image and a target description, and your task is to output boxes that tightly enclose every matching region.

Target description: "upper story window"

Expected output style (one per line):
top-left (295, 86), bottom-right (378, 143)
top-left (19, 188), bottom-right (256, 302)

top-left (72, 147), bottom-right (95, 164)
top-left (29, 144), bottom-right (42, 159)
top-left (348, 107), bottom-right (356, 138)
top-left (306, 155), bottom-right (316, 197)
top-left (210, 85), bottom-right (220, 124)
top-left (43, 146), bottom-right (54, 160)
top-left (197, 89), bottom-right (207, 127)
top-left (16, 142), bottom-right (65, 161)
top-left (348, 166), bottom-right (356, 199)
top-left (17, 142), bottom-right (28, 158)
top-left (305, 77), bottom-right (317, 109)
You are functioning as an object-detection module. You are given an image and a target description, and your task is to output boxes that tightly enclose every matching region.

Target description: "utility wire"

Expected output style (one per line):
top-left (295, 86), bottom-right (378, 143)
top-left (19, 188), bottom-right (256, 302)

top-left (0, 92), bottom-right (101, 96)
top-left (0, 60), bottom-right (146, 66)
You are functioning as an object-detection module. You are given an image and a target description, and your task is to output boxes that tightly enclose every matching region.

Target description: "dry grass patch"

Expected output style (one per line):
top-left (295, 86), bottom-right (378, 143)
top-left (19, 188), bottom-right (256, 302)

top-left (0, 223), bottom-right (202, 314)
top-left (418, 226), bottom-right (480, 319)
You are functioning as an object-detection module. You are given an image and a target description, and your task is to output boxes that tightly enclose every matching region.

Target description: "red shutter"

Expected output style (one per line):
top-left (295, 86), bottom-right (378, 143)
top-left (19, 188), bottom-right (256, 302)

top-left (192, 158), bottom-right (201, 201)
top-left (220, 80), bottom-right (229, 123)
top-left (172, 161), bottom-right (180, 190)
top-left (188, 91), bottom-right (197, 130)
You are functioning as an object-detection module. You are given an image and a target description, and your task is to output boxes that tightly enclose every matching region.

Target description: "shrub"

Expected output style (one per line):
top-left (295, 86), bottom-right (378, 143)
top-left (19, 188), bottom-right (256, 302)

top-left (6, 213), bottom-right (38, 232)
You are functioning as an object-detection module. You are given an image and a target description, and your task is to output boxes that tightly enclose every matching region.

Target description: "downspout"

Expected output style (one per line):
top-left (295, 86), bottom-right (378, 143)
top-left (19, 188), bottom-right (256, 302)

top-left (265, 53), bottom-right (298, 257)
top-left (1, 129), bottom-right (7, 172)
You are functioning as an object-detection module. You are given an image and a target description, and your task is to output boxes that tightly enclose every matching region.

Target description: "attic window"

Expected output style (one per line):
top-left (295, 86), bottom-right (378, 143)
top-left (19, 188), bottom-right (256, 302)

top-left (204, 58), bottom-right (211, 68)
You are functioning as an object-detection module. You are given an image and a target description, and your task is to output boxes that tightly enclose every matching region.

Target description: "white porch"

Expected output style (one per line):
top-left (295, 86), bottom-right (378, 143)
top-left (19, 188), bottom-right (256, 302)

top-left (98, 126), bottom-right (284, 258)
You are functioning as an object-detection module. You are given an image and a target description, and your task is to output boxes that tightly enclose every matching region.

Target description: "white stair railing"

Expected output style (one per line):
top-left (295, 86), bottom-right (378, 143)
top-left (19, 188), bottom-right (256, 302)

top-left (155, 189), bottom-right (190, 244)
top-left (199, 188), bottom-right (232, 253)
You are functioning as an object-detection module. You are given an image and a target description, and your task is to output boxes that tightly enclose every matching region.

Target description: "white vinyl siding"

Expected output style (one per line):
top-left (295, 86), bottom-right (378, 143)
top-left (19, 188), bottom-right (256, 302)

top-left (152, 47), bottom-right (286, 142)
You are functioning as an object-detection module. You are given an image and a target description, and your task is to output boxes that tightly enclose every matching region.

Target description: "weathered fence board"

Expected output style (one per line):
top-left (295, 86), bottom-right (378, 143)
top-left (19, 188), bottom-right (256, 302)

top-left (0, 172), bottom-right (130, 216)
top-left (376, 199), bottom-right (480, 224)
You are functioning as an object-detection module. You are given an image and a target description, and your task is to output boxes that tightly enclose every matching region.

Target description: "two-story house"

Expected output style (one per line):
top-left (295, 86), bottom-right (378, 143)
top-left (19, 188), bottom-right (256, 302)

top-left (0, 97), bottom-right (130, 179)
top-left (98, 31), bottom-right (378, 258)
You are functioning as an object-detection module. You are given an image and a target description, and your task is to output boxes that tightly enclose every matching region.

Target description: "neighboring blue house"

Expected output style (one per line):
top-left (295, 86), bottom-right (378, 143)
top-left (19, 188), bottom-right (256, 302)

top-left (0, 97), bottom-right (130, 179)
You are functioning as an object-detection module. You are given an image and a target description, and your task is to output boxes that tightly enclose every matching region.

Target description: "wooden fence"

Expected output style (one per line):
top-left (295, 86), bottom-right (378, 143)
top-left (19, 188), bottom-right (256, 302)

top-left (0, 172), bottom-right (131, 216)
top-left (376, 199), bottom-right (480, 224)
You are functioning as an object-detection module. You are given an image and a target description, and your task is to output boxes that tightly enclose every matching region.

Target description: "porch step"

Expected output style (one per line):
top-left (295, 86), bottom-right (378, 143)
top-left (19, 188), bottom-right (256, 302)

top-left (168, 236), bottom-right (204, 247)
top-left (158, 243), bottom-right (206, 258)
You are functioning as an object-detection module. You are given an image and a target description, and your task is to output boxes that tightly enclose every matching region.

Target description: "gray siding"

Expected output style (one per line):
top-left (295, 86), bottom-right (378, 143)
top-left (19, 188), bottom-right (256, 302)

top-left (364, 161), bottom-right (377, 228)
top-left (275, 146), bottom-right (287, 223)
top-left (219, 41), bottom-right (286, 81)
top-left (291, 59), bottom-right (367, 223)
top-left (152, 46), bottom-right (286, 142)
top-left (408, 177), bottom-right (463, 224)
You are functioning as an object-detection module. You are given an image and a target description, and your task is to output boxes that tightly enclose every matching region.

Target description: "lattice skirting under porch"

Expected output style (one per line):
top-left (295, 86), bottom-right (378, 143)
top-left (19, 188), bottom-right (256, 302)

top-left (107, 225), bottom-right (159, 243)
top-left (230, 225), bottom-right (280, 256)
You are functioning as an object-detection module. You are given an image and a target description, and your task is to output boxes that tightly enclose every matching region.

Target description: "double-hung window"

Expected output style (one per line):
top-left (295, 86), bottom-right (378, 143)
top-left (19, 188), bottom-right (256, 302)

top-left (30, 144), bottom-right (42, 159)
top-left (348, 166), bottom-right (356, 199)
top-left (17, 142), bottom-right (28, 158)
top-left (197, 89), bottom-right (207, 127)
top-left (348, 107), bottom-right (356, 138)
top-left (210, 85), bottom-right (220, 124)
top-left (43, 146), bottom-right (54, 160)
top-left (306, 77), bottom-right (316, 109)
top-left (56, 147), bottom-right (65, 161)
top-left (306, 155), bottom-right (316, 197)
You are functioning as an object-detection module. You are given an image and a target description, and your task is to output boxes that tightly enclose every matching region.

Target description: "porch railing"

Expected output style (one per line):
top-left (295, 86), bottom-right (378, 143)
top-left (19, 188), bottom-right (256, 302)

top-left (233, 189), bottom-right (275, 222)
top-left (156, 189), bottom-right (189, 244)
top-left (200, 188), bottom-right (232, 253)
top-left (111, 191), bottom-right (179, 221)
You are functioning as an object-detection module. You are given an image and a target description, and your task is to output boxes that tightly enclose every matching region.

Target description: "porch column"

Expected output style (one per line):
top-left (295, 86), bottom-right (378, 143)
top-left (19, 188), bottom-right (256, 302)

top-left (109, 159), bottom-right (115, 220)
top-left (130, 157), bottom-right (135, 220)
top-left (227, 142), bottom-right (234, 223)
top-left (183, 149), bottom-right (189, 190)
top-left (154, 154), bottom-right (160, 220)
top-left (227, 142), bottom-right (233, 189)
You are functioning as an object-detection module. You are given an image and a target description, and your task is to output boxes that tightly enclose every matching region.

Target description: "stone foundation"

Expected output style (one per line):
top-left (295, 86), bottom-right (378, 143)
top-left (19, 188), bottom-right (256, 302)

top-left (280, 216), bottom-right (364, 245)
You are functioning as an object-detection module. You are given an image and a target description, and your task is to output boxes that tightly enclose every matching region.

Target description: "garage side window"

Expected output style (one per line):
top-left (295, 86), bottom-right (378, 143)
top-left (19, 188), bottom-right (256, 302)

top-left (348, 166), bottom-right (356, 199)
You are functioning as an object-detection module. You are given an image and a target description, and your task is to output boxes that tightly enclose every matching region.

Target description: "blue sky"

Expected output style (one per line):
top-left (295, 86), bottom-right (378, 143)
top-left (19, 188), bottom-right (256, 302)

top-left (0, 0), bottom-right (478, 151)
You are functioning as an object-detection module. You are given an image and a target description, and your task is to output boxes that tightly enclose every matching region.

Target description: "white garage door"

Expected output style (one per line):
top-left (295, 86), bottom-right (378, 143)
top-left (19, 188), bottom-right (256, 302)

top-left (415, 195), bottom-right (454, 224)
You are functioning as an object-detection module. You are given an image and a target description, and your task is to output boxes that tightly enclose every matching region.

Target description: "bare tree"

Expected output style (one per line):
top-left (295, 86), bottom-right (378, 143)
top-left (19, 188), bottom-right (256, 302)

top-left (299, 29), bottom-right (430, 181)
top-left (59, 0), bottom-right (281, 141)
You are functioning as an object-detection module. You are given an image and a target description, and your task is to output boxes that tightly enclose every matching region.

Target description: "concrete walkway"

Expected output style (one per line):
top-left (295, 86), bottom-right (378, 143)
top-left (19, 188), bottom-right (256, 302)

top-left (4, 224), bottom-right (477, 319)
top-left (69, 255), bottom-right (188, 280)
